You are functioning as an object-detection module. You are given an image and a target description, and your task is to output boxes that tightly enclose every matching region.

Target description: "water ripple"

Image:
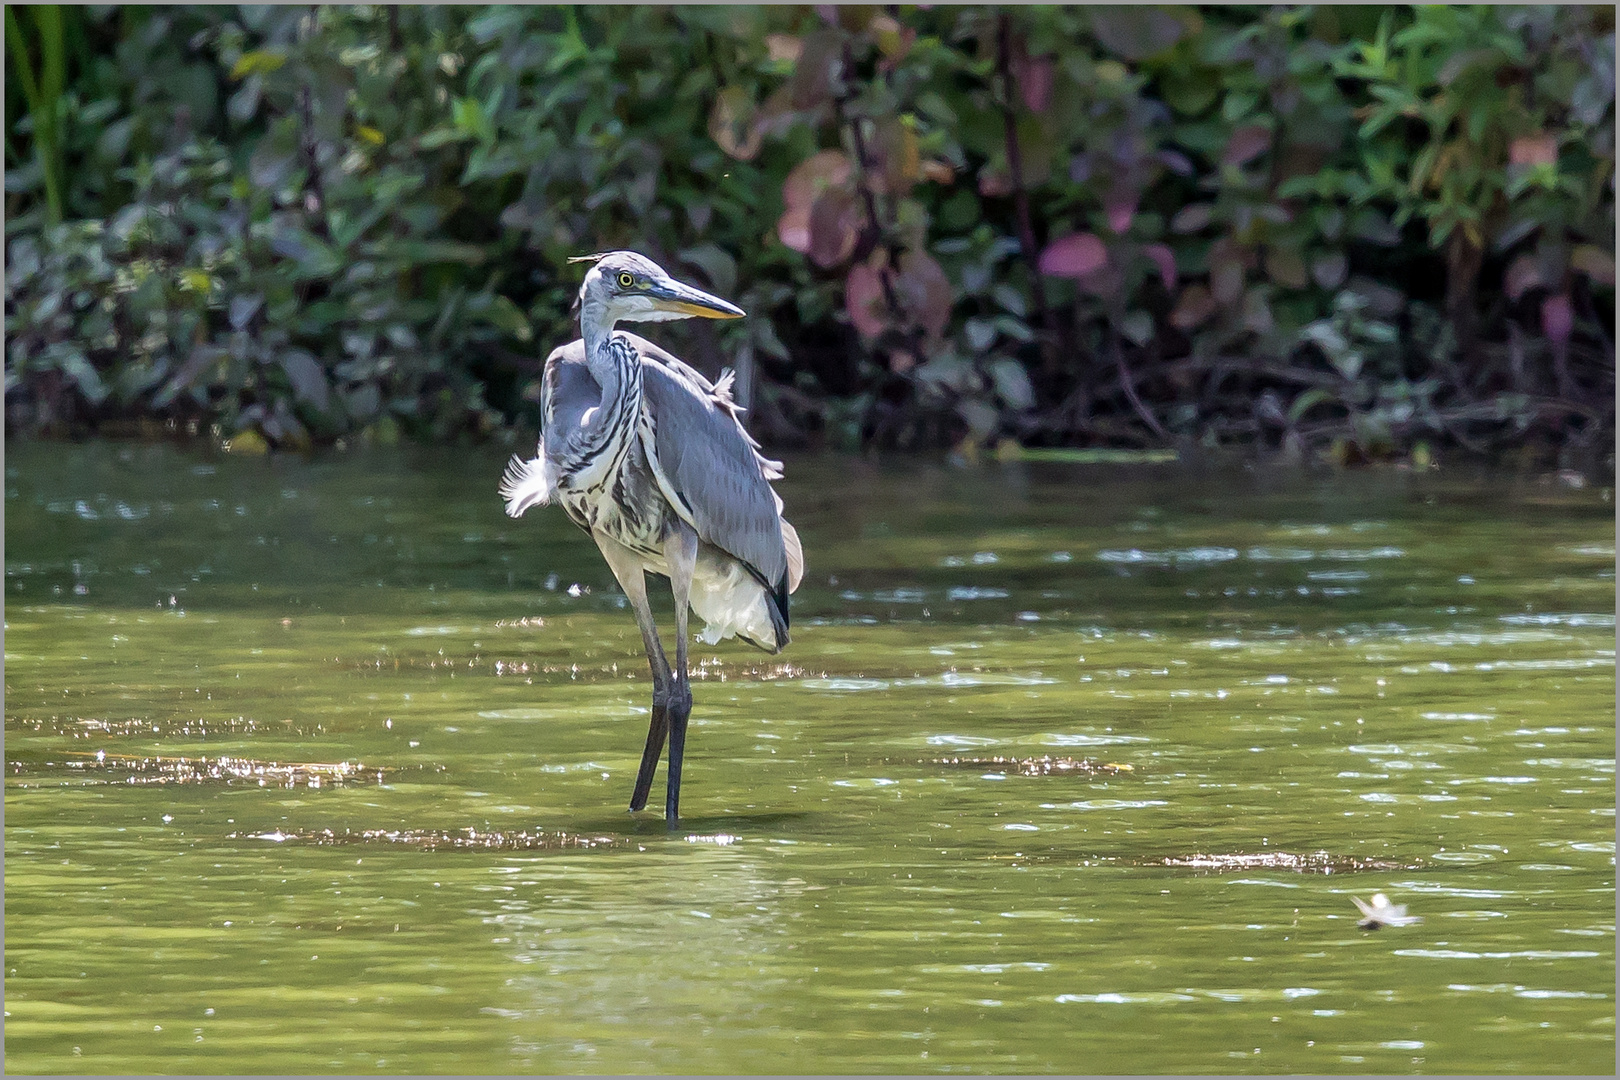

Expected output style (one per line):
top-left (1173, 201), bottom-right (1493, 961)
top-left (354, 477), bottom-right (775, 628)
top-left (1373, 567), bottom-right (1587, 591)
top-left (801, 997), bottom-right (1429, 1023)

top-left (232, 826), bottom-right (624, 851)
top-left (1319, 546), bottom-right (1406, 560)
top-left (1396, 949), bottom-right (1601, 960)
top-left (800, 678), bottom-right (890, 692)
top-left (946, 586), bottom-right (1010, 601)
top-left (803, 671), bottom-right (1056, 693)
top-left (956, 962), bottom-right (1053, 974)
top-left (1037, 733), bottom-right (1150, 747)
top-left (1475, 657), bottom-right (1614, 671)
top-left (1183, 986), bottom-right (1323, 1002)
top-left (1247, 546), bottom-right (1315, 561)
top-left (1499, 613), bottom-right (1614, 628)
top-left (1097, 547), bottom-right (1240, 567)
top-left (1057, 799), bottom-right (1167, 811)
top-left (1056, 991), bottom-right (1196, 1004)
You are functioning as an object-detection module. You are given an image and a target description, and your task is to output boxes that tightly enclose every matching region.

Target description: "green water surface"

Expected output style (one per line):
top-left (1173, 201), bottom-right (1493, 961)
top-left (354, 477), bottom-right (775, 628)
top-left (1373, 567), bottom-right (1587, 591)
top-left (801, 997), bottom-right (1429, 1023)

top-left (4, 442), bottom-right (1614, 1074)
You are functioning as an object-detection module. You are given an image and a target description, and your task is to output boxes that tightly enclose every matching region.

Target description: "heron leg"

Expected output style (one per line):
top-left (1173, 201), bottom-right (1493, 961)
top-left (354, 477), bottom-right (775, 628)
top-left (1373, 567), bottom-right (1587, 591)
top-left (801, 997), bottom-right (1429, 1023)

top-left (596, 535), bottom-right (672, 814)
top-left (663, 524), bottom-right (699, 826)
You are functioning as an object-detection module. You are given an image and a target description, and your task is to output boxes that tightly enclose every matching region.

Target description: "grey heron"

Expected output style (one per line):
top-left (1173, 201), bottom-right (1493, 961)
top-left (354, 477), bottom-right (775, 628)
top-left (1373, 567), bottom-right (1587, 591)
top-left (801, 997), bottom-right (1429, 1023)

top-left (499, 251), bottom-right (803, 825)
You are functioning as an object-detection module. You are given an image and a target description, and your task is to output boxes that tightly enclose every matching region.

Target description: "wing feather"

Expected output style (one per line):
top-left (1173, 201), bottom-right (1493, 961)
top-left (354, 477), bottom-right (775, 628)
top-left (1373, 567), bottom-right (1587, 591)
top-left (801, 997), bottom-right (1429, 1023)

top-left (539, 340), bottom-right (600, 466)
top-left (637, 341), bottom-right (789, 590)
top-left (542, 332), bottom-right (797, 593)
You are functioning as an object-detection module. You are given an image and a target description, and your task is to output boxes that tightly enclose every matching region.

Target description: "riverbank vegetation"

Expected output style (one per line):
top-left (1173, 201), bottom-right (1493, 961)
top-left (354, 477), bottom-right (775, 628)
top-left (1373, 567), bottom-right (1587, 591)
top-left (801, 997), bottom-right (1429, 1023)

top-left (6, 5), bottom-right (1613, 467)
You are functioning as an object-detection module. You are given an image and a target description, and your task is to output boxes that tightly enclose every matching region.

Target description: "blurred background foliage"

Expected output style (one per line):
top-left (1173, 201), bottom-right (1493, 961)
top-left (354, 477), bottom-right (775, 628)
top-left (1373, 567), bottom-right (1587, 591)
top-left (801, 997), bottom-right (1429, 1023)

top-left (5, 4), bottom-right (1613, 466)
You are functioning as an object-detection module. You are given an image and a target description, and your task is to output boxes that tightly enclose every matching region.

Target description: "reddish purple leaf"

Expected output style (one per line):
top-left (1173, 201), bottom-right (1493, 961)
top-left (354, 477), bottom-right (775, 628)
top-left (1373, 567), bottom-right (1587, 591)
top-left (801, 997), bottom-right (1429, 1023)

top-left (978, 169), bottom-right (1013, 198)
top-left (1504, 253), bottom-right (1541, 302)
top-left (1155, 149), bottom-right (1195, 177)
top-left (1541, 292), bottom-right (1574, 343)
top-left (753, 85), bottom-right (798, 141)
top-left (1077, 264), bottom-right (1123, 298)
top-left (1143, 243), bottom-right (1176, 291)
top-left (777, 203), bottom-right (811, 254)
top-left (782, 150), bottom-right (852, 212)
top-left (1105, 192), bottom-right (1137, 235)
top-left (846, 262), bottom-right (889, 339)
top-left (1014, 54), bottom-right (1055, 113)
top-left (869, 15), bottom-right (916, 62)
top-left (1170, 284), bottom-right (1216, 330)
top-left (1170, 203), bottom-right (1213, 234)
top-left (896, 248), bottom-right (954, 341)
top-left (1039, 232), bottom-right (1108, 279)
top-left (808, 188), bottom-right (860, 268)
top-left (1510, 132), bottom-right (1558, 167)
top-left (764, 34), bottom-right (802, 63)
top-left (1222, 125), bottom-right (1272, 168)
top-left (788, 30), bottom-right (842, 109)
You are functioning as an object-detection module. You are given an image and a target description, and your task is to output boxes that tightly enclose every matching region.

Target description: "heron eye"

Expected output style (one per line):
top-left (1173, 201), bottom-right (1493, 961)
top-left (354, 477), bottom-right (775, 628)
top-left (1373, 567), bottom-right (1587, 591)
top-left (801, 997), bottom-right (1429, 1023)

top-left (617, 272), bottom-right (635, 288)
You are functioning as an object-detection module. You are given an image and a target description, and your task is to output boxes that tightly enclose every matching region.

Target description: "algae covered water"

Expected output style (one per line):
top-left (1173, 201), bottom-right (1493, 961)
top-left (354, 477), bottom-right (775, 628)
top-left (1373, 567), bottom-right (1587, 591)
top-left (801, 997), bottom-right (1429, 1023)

top-left (5, 442), bottom-right (1614, 1073)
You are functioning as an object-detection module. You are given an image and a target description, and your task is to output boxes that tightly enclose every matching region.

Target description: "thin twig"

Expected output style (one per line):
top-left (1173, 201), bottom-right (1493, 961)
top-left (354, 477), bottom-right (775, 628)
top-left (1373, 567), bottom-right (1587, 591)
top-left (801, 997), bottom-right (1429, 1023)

top-left (994, 13), bottom-right (1057, 371)
top-left (1110, 326), bottom-right (1170, 441)
top-left (839, 41), bottom-right (902, 321)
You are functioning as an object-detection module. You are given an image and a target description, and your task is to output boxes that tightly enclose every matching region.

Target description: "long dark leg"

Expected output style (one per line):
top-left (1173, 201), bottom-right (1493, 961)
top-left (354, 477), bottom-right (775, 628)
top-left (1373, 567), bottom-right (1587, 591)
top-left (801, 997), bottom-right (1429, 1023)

top-left (630, 707), bottom-right (669, 812)
top-left (597, 536), bottom-right (673, 813)
top-left (663, 525), bottom-right (698, 826)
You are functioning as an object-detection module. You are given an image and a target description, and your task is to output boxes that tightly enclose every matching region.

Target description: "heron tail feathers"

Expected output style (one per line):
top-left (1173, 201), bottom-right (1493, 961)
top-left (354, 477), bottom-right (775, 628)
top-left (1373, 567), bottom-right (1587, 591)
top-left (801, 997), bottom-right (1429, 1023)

top-left (499, 453), bottom-right (554, 518)
top-left (781, 520), bottom-right (804, 594)
top-left (690, 552), bottom-right (791, 654)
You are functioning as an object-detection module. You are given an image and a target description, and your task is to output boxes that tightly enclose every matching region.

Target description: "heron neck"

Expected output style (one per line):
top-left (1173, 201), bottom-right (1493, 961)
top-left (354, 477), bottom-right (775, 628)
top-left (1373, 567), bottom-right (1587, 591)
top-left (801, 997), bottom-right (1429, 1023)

top-left (579, 304), bottom-right (636, 413)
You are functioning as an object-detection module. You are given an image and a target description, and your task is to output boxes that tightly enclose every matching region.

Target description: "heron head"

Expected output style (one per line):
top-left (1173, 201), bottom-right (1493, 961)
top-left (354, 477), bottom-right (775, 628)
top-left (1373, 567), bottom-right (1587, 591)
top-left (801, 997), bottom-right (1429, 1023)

top-left (570, 251), bottom-right (745, 328)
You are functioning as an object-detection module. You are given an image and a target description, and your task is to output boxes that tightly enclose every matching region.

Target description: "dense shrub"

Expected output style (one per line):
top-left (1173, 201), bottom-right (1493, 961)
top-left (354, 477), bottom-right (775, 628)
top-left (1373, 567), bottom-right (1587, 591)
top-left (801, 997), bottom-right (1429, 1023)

top-left (5, 5), bottom-right (1613, 464)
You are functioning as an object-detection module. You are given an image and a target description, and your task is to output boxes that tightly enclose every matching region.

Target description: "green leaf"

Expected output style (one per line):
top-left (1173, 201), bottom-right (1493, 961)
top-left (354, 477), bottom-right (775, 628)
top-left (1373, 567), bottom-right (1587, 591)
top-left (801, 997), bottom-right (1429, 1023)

top-left (1571, 245), bottom-right (1615, 286)
top-left (361, 239), bottom-right (486, 265)
top-left (1120, 309), bottom-right (1155, 346)
top-left (59, 349), bottom-right (107, 404)
top-left (678, 244), bottom-right (738, 296)
top-left (483, 294), bottom-right (532, 342)
top-left (230, 48), bottom-right (287, 80)
top-left (278, 349), bottom-right (331, 411)
top-left (1161, 67), bottom-right (1219, 116)
top-left (544, 9), bottom-right (591, 75)
top-left (451, 97), bottom-right (496, 144)
top-left (270, 227), bottom-right (342, 280)
top-left (417, 126), bottom-right (470, 150)
top-left (1287, 388), bottom-right (1336, 423)
top-left (990, 283), bottom-right (1026, 318)
top-left (985, 357), bottom-right (1034, 410)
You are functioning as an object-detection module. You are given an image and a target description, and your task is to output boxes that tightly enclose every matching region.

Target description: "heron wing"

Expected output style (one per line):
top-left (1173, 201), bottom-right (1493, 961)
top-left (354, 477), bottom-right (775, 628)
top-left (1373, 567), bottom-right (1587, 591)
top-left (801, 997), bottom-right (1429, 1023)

top-left (538, 333), bottom-right (798, 594)
top-left (539, 340), bottom-right (600, 465)
top-left (625, 332), bottom-right (793, 592)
